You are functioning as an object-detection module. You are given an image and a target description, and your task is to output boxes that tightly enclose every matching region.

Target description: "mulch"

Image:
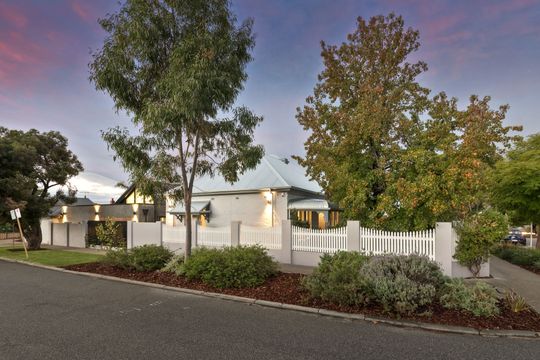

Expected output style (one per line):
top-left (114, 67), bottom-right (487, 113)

top-left (64, 262), bottom-right (540, 331)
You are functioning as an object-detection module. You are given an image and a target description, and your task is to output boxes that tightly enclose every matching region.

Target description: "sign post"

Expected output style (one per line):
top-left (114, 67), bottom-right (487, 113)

top-left (10, 208), bottom-right (28, 259)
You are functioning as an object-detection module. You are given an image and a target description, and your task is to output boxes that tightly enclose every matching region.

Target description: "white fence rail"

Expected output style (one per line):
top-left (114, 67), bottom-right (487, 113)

top-left (197, 226), bottom-right (231, 247)
top-left (162, 224), bottom-right (186, 244)
top-left (240, 225), bottom-right (281, 250)
top-left (292, 226), bottom-right (347, 253)
top-left (361, 228), bottom-right (435, 260)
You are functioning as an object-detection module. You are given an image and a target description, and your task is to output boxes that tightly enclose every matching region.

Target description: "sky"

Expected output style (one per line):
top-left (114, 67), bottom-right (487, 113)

top-left (1, 0), bottom-right (539, 203)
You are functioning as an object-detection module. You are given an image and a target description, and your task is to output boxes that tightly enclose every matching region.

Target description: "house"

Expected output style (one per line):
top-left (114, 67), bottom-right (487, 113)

top-left (46, 185), bottom-right (166, 224)
top-left (167, 154), bottom-right (341, 229)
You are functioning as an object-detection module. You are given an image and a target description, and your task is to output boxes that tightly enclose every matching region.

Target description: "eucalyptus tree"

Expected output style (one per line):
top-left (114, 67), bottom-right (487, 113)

top-left (90, 0), bottom-right (264, 259)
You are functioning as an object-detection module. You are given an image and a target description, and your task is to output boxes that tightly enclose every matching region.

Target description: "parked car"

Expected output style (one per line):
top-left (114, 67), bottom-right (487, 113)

top-left (503, 228), bottom-right (527, 245)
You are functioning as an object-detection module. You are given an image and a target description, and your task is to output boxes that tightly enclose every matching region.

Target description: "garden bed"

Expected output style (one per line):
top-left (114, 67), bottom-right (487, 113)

top-left (64, 262), bottom-right (540, 331)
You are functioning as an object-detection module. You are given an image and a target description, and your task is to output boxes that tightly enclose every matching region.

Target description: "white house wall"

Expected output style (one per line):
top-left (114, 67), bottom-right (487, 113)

top-left (167, 191), bottom-right (289, 228)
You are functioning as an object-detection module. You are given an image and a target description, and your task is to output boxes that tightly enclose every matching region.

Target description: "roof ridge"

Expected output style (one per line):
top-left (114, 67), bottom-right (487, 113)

top-left (262, 156), bottom-right (289, 188)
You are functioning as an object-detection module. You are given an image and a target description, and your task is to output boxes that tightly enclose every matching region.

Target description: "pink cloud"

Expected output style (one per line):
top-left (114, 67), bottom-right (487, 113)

top-left (0, 3), bottom-right (28, 29)
top-left (71, 0), bottom-right (94, 23)
top-left (483, 0), bottom-right (537, 18)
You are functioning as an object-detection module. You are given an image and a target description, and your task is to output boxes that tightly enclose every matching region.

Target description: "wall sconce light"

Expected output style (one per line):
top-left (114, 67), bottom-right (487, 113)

top-left (263, 191), bottom-right (272, 205)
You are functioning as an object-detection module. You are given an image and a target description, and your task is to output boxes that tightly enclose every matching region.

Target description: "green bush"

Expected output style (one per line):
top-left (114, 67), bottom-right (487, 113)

top-left (492, 244), bottom-right (540, 267)
top-left (362, 255), bottom-right (445, 315)
top-left (130, 245), bottom-right (173, 271)
top-left (454, 210), bottom-right (508, 277)
top-left (302, 251), bottom-right (370, 306)
top-left (161, 255), bottom-right (185, 276)
top-left (95, 218), bottom-right (125, 248)
top-left (439, 279), bottom-right (499, 317)
top-left (183, 245), bottom-right (278, 288)
top-left (103, 249), bottom-right (131, 269)
top-left (534, 260), bottom-right (540, 271)
top-left (103, 245), bottom-right (173, 271)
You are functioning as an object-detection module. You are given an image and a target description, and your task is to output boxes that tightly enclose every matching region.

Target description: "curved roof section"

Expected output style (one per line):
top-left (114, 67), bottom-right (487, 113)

top-left (192, 154), bottom-right (322, 194)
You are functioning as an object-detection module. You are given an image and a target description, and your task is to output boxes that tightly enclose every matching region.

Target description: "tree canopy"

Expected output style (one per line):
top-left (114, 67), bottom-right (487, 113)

top-left (0, 127), bottom-right (83, 249)
top-left (90, 0), bottom-right (264, 258)
top-left (490, 133), bottom-right (540, 225)
top-left (296, 14), bottom-right (521, 230)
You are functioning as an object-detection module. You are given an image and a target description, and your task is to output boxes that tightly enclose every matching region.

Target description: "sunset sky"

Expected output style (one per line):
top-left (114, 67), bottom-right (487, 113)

top-left (1, 0), bottom-right (539, 202)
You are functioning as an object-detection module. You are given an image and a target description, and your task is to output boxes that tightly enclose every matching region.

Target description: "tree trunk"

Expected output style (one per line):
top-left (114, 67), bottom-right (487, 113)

top-left (25, 221), bottom-right (42, 250)
top-left (184, 195), bottom-right (192, 260)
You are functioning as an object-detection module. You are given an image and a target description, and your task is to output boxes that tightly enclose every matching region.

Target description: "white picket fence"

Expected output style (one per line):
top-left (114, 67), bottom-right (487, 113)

top-left (361, 228), bottom-right (435, 260)
top-left (162, 224), bottom-right (186, 247)
top-left (292, 226), bottom-right (347, 253)
top-left (197, 226), bottom-right (231, 247)
top-left (240, 225), bottom-right (281, 249)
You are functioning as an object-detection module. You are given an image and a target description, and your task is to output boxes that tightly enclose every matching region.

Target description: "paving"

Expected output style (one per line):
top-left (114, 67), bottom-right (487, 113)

top-left (0, 260), bottom-right (538, 360)
top-left (487, 256), bottom-right (540, 313)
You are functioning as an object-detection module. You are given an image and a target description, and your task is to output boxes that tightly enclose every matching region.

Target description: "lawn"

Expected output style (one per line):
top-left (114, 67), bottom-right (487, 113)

top-left (0, 246), bottom-right (103, 267)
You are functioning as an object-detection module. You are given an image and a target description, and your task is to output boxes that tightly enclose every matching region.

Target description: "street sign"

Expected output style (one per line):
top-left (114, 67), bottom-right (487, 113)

top-left (14, 208), bottom-right (21, 219)
top-left (10, 210), bottom-right (16, 220)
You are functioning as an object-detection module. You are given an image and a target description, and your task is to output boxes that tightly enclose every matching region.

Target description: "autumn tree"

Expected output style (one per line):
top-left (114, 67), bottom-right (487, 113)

top-left (296, 14), bottom-right (520, 230)
top-left (0, 128), bottom-right (82, 249)
top-left (90, 0), bottom-right (264, 259)
top-left (490, 134), bottom-right (540, 247)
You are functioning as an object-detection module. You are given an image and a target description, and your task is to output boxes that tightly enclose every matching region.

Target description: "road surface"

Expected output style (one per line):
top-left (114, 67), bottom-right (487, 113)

top-left (0, 261), bottom-right (538, 359)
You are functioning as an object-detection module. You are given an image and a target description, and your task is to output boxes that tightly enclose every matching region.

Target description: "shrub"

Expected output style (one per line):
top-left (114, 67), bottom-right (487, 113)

top-left (103, 249), bottom-right (131, 269)
top-left (103, 245), bottom-right (173, 271)
top-left (161, 255), bottom-right (185, 276)
top-left (439, 279), bottom-right (499, 317)
top-left (454, 210), bottom-right (508, 277)
top-left (182, 245), bottom-right (278, 288)
top-left (302, 251), bottom-right (370, 306)
top-left (362, 255), bottom-right (445, 315)
top-left (96, 218), bottom-right (125, 248)
top-left (504, 289), bottom-right (528, 313)
top-left (534, 260), bottom-right (540, 271)
top-left (130, 245), bottom-right (173, 271)
top-left (492, 244), bottom-right (540, 267)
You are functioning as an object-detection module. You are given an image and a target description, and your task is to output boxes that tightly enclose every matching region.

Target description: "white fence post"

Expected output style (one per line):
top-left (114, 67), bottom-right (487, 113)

top-left (435, 222), bottom-right (453, 276)
top-left (346, 221), bottom-right (360, 252)
top-left (281, 219), bottom-right (292, 264)
top-left (127, 221), bottom-right (133, 249)
top-left (231, 221), bottom-right (241, 247)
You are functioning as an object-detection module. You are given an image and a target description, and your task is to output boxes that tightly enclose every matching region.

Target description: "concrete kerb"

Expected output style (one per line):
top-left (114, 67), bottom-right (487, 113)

top-left (1, 257), bottom-right (538, 339)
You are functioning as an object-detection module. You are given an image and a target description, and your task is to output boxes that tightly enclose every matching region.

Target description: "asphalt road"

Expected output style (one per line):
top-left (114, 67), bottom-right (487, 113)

top-left (0, 261), bottom-right (538, 360)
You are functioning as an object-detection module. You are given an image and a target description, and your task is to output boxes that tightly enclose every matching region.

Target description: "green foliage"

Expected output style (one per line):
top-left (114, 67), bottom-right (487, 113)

top-left (161, 255), bottom-right (185, 276)
top-left (504, 289), bottom-right (529, 313)
top-left (129, 245), bottom-right (174, 271)
top-left (89, 0), bottom-right (264, 260)
top-left (492, 244), bottom-right (540, 267)
top-left (103, 249), bottom-right (131, 269)
top-left (295, 13), bottom-right (520, 231)
top-left (439, 280), bottom-right (500, 317)
top-left (0, 127), bottom-right (83, 249)
top-left (302, 252), bottom-right (370, 306)
top-left (454, 210), bottom-right (508, 277)
top-left (104, 245), bottom-right (173, 271)
top-left (0, 223), bottom-right (13, 233)
top-left (490, 133), bottom-right (540, 225)
top-left (289, 211), bottom-right (310, 228)
top-left (362, 255), bottom-right (445, 315)
top-left (182, 246), bottom-right (278, 288)
top-left (95, 218), bottom-right (125, 248)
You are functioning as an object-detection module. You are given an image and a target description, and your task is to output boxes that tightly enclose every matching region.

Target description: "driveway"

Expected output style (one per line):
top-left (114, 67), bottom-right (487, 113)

top-left (0, 261), bottom-right (538, 360)
top-left (487, 256), bottom-right (540, 312)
